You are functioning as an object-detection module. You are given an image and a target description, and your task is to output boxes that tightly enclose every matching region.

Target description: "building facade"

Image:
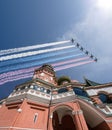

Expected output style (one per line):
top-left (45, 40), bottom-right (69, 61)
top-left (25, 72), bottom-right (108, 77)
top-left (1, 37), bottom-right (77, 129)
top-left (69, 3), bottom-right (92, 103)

top-left (0, 64), bottom-right (112, 130)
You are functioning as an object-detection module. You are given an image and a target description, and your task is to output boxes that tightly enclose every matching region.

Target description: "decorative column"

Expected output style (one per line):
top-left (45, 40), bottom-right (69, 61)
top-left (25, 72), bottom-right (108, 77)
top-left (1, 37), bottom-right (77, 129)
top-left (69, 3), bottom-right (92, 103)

top-left (48, 113), bottom-right (53, 130)
top-left (72, 102), bottom-right (88, 130)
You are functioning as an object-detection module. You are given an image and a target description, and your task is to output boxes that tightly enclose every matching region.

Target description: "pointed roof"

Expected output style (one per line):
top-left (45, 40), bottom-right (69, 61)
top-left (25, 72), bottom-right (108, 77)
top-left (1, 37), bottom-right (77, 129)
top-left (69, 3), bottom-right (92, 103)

top-left (84, 77), bottom-right (101, 87)
top-left (35, 64), bottom-right (56, 75)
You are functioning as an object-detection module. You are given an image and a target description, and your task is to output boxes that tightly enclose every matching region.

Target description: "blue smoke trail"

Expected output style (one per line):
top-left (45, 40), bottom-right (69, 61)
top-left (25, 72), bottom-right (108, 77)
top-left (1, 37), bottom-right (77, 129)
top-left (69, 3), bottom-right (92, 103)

top-left (0, 57), bottom-right (89, 79)
top-left (0, 60), bottom-right (94, 85)
top-left (0, 48), bottom-right (78, 67)
top-left (0, 53), bottom-right (84, 73)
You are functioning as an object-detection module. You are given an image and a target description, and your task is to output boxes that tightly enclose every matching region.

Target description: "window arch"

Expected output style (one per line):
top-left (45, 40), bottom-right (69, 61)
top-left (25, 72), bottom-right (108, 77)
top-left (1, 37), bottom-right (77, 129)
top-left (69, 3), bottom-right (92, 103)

top-left (58, 88), bottom-right (68, 93)
top-left (99, 94), bottom-right (108, 103)
top-left (73, 87), bottom-right (88, 97)
top-left (98, 92), bottom-right (109, 103)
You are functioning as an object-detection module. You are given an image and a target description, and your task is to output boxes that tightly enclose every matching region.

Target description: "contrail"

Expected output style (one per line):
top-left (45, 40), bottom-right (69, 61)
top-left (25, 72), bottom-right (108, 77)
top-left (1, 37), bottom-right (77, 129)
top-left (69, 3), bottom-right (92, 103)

top-left (0, 60), bottom-right (94, 85)
top-left (0, 40), bottom-right (96, 86)
top-left (0, 66), bottom-right (38, 79)
top-left (0, 72), bottom-right (33, 85)
top-left (0, 66), bottom-right (37, 79)
top-left (52, 57), bottom-right (89, 66)
top-left (0, 56), bottom-right (88, 79)
top-left (0, 40), bottom-right (70, 56)
top-left (0, 48), bottom-right (78, 67)
top-left (0, 45), bottom-right (74, 61)
top-left (0, 53), bottom-right (83, 73)
top-left (55, 60), bottom-right (94, 71)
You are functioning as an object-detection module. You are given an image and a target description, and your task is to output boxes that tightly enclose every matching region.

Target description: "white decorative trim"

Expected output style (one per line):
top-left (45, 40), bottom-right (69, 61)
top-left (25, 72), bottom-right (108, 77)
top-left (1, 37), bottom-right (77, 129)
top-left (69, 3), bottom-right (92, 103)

top-left (52, 91), bottom-right (74, 99)
top-left (86, 89), bottom-right (97, 96)
top-left (28, 90), bottom-right (51, 100)
top-left (72, 110), bottom-right (83, 115)
top-left (78, 110), bottom-right (83, 114)
top-left (86, 87), bottom-right (112, 96)
top-left (17, 108), bottom-right (22, 113)
top-left (106, 105), bottom-right (112, 113)
top-left (50, 113), bottom-right (53, 118)
top-left (0, 126), bottom-right (42, 130)
top-left (72, 110), bottom-right (76, 115)
top-left (105, 120), bottom-right (112, 123)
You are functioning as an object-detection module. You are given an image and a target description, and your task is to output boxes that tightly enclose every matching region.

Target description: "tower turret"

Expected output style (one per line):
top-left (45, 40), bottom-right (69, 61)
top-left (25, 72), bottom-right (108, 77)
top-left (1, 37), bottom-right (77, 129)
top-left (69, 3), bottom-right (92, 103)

top-left (33, 64), bottom-right (57, 85)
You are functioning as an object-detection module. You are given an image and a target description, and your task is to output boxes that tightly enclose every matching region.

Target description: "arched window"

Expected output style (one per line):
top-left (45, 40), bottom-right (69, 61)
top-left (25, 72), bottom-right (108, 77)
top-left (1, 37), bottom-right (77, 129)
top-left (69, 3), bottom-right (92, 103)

top-left (30, 85), bottom-right (34, 89)
top-left (33, 85), bottom-right (39, 90)
top-left (21, 86), bottom-right (25, 90)
top-left (73, 87), bottom-right (88, 97)
top-left (46, 89), bottom-right (51, 94)
top-left (58, 88), bottom-right (68, 93)
top-left (98, 93), bottom-right (108, 103)
top-left (40, 87), bottom-right (45, 92)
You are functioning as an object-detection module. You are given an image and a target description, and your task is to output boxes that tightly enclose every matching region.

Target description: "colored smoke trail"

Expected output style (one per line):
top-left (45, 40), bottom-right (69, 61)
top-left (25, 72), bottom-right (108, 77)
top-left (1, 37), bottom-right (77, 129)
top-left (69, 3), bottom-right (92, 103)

top-left (0, 60), bottom-right (94, 85)
top-left (52, 57), bottom-right (89, 66)
top-left (0, 72), bottom-right (33, 85)
top-left (55, 60), bottom-right (94, 71)
top-left (0, 56), bottom-right (87, 79)
top-left (0, 45), bottom-right (74, 61)
top-left (0, 48), bottom-right (78, 67)
top-left (0, 40), bottom-right (70, 56)
top-left (0, 53), bottom-right (83, 73)
top-left (0, 39), bottom-right (96, 85)
top-left (0, 66), bottom-right (37, 79)
top-left (0, 56), bottom-right (88, 79)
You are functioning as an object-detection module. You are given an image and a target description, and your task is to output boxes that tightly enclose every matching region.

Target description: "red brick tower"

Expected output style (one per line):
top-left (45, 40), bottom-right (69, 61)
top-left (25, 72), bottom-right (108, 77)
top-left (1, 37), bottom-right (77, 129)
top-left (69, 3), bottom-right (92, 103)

top-left (0, 64), bottom-right (112, 130)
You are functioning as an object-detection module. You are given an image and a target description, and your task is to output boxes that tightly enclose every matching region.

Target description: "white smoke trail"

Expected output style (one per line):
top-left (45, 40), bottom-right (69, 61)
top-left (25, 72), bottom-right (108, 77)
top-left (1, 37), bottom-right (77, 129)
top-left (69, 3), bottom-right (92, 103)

top-left (0, 45), bottom-right (75, 61)
top-left (0, 48), bottom-right (77, 67)
top-left (0, 40), bottom-right (70, 56)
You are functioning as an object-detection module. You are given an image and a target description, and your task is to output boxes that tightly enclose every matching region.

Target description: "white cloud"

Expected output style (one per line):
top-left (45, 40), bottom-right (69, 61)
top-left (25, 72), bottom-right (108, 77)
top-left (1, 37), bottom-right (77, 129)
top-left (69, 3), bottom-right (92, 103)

top-left (59, 1), bottom-right (112, 83)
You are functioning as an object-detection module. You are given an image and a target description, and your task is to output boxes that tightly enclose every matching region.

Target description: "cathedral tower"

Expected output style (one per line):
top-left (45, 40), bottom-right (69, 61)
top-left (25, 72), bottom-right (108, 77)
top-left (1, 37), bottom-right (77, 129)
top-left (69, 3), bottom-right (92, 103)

top-left (0, 64), bottom-right (112, 130)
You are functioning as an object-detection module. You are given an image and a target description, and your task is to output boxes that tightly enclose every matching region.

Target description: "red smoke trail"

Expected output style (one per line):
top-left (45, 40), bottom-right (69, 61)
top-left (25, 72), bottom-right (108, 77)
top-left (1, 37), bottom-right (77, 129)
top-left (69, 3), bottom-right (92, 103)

top-left (0, 66), bottom-right (37, 79)
top-left (52, 57), bottom-right (89, 66)
top-left (0, 57), bottom-right (88, 79)
top-left (0, 72), bottom-right (33, 85)
top-left (55, 60), bottom-right (94, 71)
top-left (0, 59), bottom-right (94, 85)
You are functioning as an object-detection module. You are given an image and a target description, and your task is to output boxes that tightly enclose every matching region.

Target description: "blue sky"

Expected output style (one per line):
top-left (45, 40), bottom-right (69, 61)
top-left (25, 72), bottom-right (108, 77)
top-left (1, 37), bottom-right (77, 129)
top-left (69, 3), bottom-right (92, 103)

top-left (0, 0), bottom-right (112, 99)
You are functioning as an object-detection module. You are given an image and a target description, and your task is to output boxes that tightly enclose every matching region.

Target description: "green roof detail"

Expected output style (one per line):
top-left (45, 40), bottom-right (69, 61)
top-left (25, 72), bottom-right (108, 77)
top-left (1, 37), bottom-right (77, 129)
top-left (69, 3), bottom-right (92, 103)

top-left (84, 77), bottom-right (101, 87)
top-left (58, 76), bottom-right (71, 85)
